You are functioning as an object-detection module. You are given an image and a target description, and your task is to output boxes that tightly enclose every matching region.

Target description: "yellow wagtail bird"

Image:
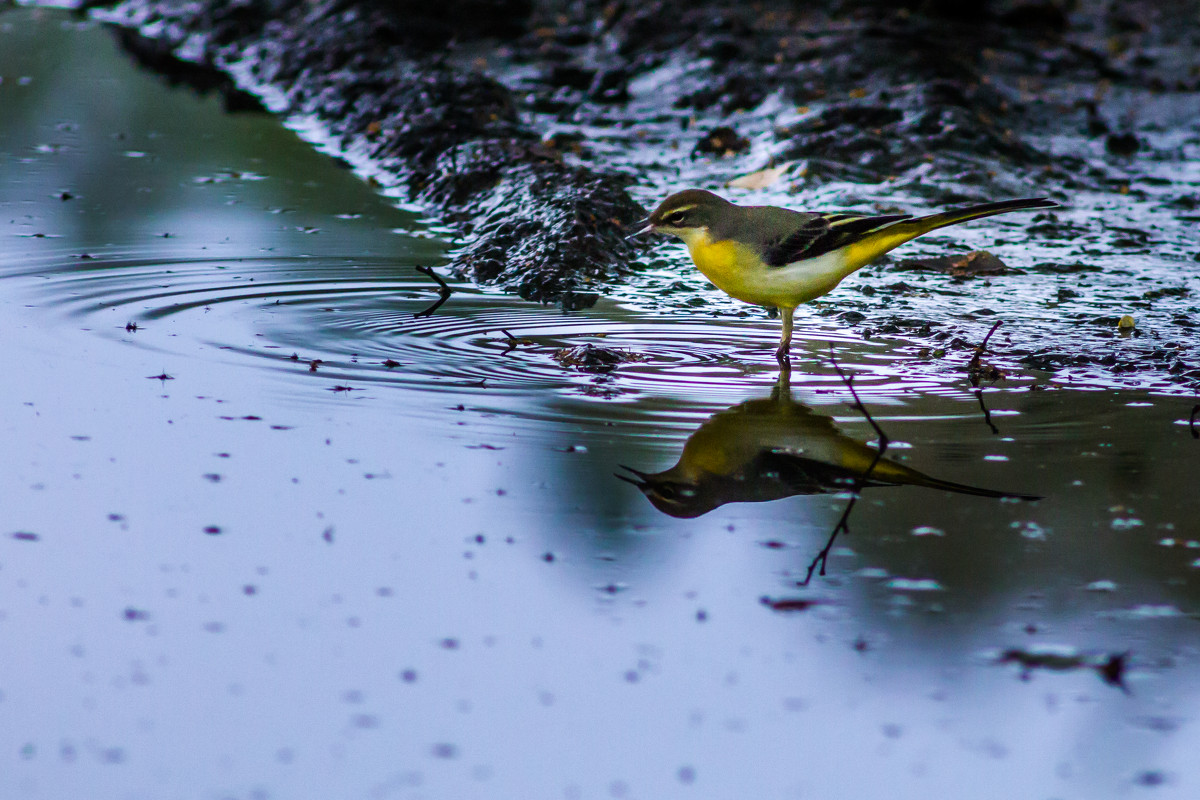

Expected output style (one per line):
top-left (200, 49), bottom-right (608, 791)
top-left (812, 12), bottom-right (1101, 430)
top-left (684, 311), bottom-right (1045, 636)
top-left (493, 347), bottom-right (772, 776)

top-left (633, 189), bottom-right (1059, 360)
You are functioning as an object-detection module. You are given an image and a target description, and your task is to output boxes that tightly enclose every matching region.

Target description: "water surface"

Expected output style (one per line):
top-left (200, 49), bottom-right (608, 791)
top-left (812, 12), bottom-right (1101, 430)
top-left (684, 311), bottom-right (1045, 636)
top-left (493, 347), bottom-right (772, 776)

top-left (3, 9), bottom-right (1200, 799)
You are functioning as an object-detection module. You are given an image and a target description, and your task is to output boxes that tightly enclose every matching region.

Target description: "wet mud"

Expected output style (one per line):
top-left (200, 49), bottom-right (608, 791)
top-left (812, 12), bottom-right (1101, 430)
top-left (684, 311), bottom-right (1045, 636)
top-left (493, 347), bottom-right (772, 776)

top-left (83, 0), bottom-right (1200, 388)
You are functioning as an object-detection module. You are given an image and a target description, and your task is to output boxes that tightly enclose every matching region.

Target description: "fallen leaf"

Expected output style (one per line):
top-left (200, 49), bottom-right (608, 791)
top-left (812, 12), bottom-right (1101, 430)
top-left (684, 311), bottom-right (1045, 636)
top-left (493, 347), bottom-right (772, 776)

top-left (897, 250), bottom-right (1011, 276)
top-left (726, 161), bottom-right (796, 190)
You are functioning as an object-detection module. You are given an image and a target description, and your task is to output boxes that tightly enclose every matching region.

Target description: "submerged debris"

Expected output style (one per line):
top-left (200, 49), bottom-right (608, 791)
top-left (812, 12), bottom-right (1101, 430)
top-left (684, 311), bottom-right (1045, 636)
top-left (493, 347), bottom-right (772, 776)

top-left (997, 646), bottom-right (1130, 692)
top-left (553, 343), bottom-right (642, 373)
top-left (760, 596), bottom-right (825, 612)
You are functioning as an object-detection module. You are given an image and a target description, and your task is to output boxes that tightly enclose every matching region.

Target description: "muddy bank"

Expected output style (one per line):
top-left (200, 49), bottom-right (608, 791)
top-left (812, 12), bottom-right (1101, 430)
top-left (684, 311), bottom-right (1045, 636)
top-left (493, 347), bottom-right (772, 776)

top-left (91, 0), bottom-right (646, 306)
top-left (86, 0), bottom-right (1200, 388)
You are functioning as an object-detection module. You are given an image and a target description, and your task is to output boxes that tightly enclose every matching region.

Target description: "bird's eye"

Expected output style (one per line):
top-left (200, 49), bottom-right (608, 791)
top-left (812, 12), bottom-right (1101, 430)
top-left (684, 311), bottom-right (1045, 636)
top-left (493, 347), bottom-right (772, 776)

top-left (665, 211), bottom-right (688, 226)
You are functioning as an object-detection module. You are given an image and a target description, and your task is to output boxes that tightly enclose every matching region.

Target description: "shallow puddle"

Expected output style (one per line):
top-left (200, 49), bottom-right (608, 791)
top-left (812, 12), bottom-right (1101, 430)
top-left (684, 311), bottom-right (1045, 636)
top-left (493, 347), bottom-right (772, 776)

top-left (3, 9), bottom-right (1200, 799)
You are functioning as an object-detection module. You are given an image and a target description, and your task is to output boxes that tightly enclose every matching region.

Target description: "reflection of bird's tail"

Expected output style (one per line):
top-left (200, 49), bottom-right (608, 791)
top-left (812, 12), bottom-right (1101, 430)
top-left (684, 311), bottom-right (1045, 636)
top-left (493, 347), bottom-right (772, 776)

top-left (843, 198), bottom-right (1058, 271)
top-left (898, 469), bottom-right (1041, 502)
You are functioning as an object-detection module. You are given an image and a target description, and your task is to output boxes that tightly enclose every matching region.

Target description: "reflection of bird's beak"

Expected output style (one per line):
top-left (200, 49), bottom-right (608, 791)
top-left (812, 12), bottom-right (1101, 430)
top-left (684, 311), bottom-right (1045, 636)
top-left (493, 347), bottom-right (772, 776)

top-left (615, 464), bottom-right (650, 487)
top-left (627, 220), bottom-right (655, 240)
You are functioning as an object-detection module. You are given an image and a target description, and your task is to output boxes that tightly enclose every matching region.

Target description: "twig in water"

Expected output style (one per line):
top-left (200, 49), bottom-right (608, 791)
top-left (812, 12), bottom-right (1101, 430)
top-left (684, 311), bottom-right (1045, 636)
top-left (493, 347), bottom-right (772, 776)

top-left (414, 265), bottom-right (453, 318)
top-left (975, 388), bottom-right (999, 435)
top-left (497, 328), bottom-right (536, 356)
top-left (799, 344), bottom-right (890, 586)
top-left (967, 320), bottom-right (1005, 386)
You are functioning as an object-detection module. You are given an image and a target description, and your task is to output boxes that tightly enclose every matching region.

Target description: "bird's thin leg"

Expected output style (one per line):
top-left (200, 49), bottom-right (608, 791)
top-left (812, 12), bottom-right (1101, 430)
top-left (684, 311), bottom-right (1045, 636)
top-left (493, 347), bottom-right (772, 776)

top-left (775, 306), bottom-right (794, 362)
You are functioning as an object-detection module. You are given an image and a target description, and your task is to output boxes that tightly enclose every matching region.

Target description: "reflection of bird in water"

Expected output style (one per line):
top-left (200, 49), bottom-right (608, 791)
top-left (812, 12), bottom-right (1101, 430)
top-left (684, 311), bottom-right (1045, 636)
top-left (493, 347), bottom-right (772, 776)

top-left (617, 366), bottom-right (1038, 519)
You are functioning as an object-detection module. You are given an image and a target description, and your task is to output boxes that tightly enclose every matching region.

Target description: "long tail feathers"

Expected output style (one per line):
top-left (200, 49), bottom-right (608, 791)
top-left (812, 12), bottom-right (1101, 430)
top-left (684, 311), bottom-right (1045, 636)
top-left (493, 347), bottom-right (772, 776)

top-left (907, 197), bottom-right (1059, 236)
top-left (841, 197), bottom-right (1058, 272)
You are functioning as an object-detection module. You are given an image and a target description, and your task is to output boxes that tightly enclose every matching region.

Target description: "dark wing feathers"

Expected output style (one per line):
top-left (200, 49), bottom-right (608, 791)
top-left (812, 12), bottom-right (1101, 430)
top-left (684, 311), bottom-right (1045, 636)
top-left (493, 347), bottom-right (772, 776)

top-left (762, 213), bottom-right (912, 267)
top-left (761, 217), bottom-right (830, 267)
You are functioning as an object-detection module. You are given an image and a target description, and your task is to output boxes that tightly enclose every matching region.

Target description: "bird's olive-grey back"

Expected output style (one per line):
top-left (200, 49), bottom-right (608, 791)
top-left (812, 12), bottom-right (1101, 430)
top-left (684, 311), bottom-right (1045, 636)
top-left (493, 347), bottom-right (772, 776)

top-left (732, 204), bottom-right (815, 244)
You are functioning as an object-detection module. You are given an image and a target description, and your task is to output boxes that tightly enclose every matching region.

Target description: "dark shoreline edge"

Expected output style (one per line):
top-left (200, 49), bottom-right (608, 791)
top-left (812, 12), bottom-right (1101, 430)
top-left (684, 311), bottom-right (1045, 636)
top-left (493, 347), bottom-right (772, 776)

top-left (72, 0), bottom-right (1200, 389)
top-left (92, 0), bottom-right (648, 308)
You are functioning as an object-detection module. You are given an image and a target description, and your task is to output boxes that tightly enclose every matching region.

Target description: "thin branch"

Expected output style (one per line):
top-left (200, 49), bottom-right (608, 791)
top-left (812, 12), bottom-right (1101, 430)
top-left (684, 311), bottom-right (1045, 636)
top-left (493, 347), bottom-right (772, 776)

top-left (967, 320), bottom-right (1005, 386)
top-left (799, 482), bottom-right (864, 586)
top-left (975, 388), bottom-right (1000, 435)
top-left (830, 342), bottom-right (889, 453)
top-left (497, 328), bottom-right (534, 356)
top-left (414, 265), bottom-right (453, 318)
top-left (798, 345), bottom-right (890, 586)
top-left (980, 320), bottom-right (1003, 349)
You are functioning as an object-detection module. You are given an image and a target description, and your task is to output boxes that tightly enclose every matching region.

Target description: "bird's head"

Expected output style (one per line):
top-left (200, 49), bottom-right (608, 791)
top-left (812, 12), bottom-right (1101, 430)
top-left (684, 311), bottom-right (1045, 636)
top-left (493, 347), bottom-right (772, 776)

top-left (631, 189), bottom-right (733, 243)
top-left (615, 465), bottom-right (720, 519)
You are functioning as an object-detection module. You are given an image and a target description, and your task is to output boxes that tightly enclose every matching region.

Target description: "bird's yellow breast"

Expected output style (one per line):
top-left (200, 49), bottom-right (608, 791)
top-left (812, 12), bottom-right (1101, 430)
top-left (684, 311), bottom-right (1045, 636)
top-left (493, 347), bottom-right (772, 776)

top-left (685, 231), bottom-right (742, 277)
top-left (680, 229), bottom-right (769, 304)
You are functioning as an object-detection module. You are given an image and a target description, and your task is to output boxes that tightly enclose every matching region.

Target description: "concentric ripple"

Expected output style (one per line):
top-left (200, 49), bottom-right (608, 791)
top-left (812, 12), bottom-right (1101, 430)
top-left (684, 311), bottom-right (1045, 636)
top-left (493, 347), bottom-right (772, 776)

top-left (18, 252), bottom-right (989, 428)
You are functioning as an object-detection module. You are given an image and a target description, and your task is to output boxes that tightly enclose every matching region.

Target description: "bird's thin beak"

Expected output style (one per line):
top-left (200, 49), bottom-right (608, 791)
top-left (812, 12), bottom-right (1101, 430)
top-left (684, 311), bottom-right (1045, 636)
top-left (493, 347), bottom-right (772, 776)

top-left (615, 464), bottom-right (650, 487)
top-left (627, 220), bottom-right (656, 240)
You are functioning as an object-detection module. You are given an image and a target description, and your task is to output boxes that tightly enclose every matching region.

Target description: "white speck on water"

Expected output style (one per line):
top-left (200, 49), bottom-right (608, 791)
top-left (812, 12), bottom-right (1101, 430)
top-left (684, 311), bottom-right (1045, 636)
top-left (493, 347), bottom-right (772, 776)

top-left (1102, 604), bottom-right (1184, 620)
top-left (886, 578), bottom-right (944, 592)
top-left (1011, 520), bottom-right (1048, 540)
